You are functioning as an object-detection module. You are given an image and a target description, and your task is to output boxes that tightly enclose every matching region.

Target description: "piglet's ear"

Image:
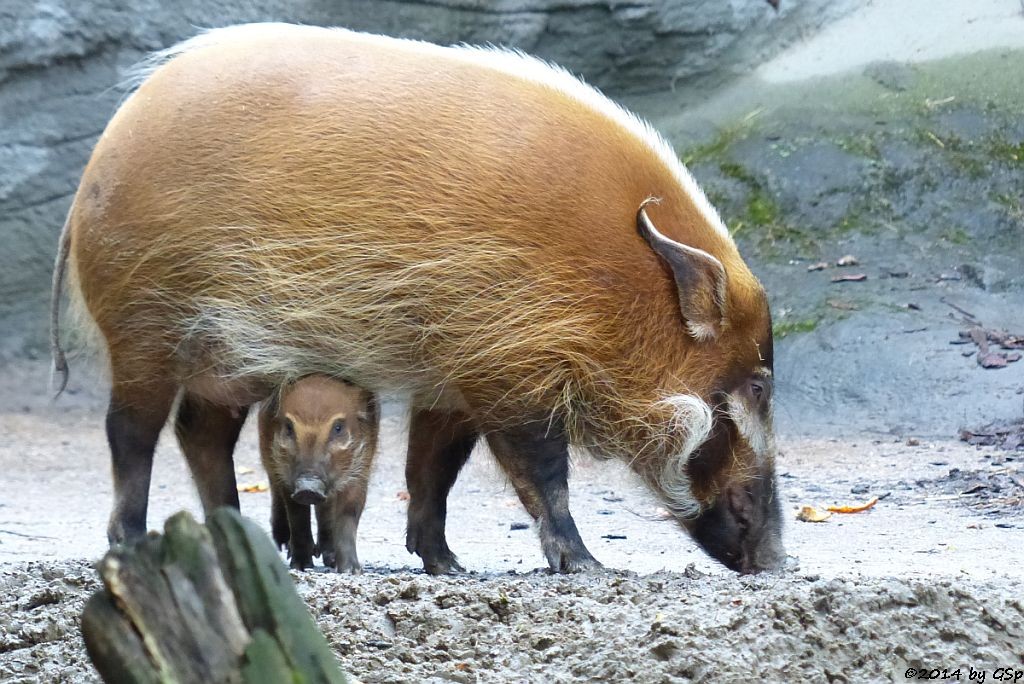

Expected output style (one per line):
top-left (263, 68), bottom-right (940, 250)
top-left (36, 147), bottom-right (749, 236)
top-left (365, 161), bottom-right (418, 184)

top-left (637, 202), bottom-right (727, 341)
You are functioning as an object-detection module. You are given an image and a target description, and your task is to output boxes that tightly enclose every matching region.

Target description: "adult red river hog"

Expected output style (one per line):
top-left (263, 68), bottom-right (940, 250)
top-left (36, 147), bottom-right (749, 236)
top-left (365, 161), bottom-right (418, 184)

top-left (51, 23), bottom-right (783, 574)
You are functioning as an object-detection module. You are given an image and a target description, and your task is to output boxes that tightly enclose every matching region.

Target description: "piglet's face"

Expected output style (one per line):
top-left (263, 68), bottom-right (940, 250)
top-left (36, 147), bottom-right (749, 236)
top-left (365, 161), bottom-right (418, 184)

top-left (273, 376), bottom-right (375, 505)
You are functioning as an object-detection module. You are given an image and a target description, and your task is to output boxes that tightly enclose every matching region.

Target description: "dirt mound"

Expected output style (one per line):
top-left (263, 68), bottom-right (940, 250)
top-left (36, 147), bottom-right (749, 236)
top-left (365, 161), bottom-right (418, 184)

top-left (2, 560), bottom-right (1022, 683)
top-left (0, 562), bottom-right (99, 683)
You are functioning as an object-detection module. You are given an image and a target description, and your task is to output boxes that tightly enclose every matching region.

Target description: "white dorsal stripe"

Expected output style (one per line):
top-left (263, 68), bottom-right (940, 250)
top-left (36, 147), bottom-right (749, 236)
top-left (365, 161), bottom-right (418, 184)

top-left (123, 23), bottom-right (731, 241)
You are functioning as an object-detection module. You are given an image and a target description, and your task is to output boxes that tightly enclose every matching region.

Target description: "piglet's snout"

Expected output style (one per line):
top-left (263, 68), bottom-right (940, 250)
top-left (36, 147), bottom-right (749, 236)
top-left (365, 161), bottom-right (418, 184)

top-left (292, 476), bottom-right (327, 505)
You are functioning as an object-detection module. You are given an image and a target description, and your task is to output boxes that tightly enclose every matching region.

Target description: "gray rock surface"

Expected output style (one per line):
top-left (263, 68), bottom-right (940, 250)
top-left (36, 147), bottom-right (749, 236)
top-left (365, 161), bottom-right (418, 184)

top-left (0, 0), bottom-right (853, 355)
top-left (633, 46), bottom-right (1024, 437)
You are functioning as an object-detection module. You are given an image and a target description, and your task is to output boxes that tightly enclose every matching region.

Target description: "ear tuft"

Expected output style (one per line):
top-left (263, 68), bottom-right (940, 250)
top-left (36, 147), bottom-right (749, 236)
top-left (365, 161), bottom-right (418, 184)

top-left (637, 202), bottom-right (727, 340)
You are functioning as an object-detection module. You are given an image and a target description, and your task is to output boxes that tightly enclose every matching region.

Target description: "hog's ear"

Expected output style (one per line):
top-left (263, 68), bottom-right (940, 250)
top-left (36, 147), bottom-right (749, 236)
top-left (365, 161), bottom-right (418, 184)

top-left (637, 205), bottom-right (727, 341)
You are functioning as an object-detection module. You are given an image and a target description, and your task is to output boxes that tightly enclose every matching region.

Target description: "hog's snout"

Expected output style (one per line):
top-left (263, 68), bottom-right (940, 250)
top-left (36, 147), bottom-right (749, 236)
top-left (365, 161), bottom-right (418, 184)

top-left (684, 474), bottom-right (785, 575)
top-left (292, 476), bottom-right (327, 505)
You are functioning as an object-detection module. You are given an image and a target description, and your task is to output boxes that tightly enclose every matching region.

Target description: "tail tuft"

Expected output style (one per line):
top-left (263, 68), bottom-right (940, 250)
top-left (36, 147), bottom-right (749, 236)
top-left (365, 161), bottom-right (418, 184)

top-left (52, 351), bottom-right (69, 397)
top-left (51, 211), bottom-right (73, 399)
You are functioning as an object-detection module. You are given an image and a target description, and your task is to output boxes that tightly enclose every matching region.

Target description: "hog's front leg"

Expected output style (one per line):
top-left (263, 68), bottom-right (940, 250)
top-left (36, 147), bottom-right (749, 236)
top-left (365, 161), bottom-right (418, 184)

top-left (487, 422), bottom-right (601, 573)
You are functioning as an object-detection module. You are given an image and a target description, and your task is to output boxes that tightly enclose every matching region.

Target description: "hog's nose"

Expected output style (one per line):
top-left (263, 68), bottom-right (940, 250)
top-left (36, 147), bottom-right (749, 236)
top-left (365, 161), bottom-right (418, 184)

top-left (292, 476), bottom-right (327, 505)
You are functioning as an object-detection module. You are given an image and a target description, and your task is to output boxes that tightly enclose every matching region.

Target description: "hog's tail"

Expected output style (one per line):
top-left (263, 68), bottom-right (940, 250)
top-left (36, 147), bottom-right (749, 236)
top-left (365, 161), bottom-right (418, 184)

top-left (50, 211), bottom-right (72, 396)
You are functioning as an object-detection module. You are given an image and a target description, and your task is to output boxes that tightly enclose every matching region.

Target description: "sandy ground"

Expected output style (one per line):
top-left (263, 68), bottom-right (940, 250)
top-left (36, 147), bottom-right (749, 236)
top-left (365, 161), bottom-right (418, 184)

top-left (1, 360), bottom-right (1022, 682)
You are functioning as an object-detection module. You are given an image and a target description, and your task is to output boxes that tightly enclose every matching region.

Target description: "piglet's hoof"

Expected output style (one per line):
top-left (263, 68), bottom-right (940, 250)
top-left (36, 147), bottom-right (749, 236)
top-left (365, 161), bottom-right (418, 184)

top-left (288, 543), bottom-right (316, 571)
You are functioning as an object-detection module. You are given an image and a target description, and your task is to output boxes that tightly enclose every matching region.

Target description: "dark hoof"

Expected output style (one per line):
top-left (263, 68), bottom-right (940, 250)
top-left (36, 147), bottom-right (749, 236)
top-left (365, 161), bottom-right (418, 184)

top-left (407, 529), bottom-right (464, 574)
top-left (542, 540), bottom-right (602, 574)
top-left (333, 558), bottom-right (363, 575)
top-left (288, 541), bottom-right (316, 571)
top-left (271, 522), bottom-right (290, 550)
top-left (422, 550), bottom-right (466, 575)
top-left (289, 554), bottom-right (315, 571)
top-left (553, 554), bottom-right (603, 574)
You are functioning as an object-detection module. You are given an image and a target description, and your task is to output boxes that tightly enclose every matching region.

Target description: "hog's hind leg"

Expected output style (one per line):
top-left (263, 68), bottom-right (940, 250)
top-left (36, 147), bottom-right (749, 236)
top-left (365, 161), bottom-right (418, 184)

top-left (173, 393), bottom-right (248, 514)
top-left (405, 409), bottom-right (477, 575)
top-left (105, 379), bottom-right (177, 546)
top-left (487, 423), bottom-right (600, 573)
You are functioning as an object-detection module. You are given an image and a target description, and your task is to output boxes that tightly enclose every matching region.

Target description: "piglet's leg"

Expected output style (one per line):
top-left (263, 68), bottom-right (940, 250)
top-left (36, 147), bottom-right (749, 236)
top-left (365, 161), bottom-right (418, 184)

top-left (283, 498), bottom-right (315, 570)
top-left (487, 423), bottom-right (600, 573)
top-left (323, 481), bottom-right (369, 574)
top-left (315, 498), bottom-right (335, 567)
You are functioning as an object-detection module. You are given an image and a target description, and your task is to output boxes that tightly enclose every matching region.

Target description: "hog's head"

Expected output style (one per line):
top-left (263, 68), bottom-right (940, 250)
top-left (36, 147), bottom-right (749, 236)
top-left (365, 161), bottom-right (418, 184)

top-left (270, 376), bottom-right (377, 505)
top-left (633, 202), bottom-right (785, 574)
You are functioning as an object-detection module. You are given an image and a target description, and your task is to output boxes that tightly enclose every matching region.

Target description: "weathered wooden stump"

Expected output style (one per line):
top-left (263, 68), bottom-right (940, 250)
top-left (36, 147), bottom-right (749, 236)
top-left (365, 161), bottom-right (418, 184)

top-left (81, 508), bottom-right (348, 684)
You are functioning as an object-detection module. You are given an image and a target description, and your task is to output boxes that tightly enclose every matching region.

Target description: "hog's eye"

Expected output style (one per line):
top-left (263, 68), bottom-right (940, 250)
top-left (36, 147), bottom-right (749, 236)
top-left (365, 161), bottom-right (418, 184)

top-left (749, 379), bottom-right (769, 403)
top-left (750, 381), bottom-right (764, 398)
top-left (332, 420), bottom-right (346, 436)
top-left (283, 419), bottom-right (295, 438)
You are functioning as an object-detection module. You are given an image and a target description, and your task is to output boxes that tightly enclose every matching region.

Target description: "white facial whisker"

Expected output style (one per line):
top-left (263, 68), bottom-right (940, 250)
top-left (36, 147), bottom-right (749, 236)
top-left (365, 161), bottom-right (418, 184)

top-left (653, 393), bottom-right (713, 519)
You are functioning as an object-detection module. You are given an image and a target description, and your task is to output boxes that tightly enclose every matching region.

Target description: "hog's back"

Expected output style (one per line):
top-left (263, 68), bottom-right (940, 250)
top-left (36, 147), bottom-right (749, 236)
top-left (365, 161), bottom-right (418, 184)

top-left (68, 25), bottom-right (728, 412)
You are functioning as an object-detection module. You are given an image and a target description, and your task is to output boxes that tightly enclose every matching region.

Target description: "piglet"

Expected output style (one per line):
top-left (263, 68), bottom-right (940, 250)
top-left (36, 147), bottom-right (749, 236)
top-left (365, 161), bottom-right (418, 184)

top-left (258, 375), bottom-right (379, 573)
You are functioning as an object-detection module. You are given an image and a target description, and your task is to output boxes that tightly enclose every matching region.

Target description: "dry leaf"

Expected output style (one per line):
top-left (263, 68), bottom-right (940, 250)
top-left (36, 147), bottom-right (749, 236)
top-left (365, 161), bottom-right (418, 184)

top-left (237, 482), bottom-right (268, 493)
top-left (826, 496), bottom-right (879, 514)
top-left (807, 262), bottom-right (828, 272)
top-left (836, 254), bottom-right (859, 267)
top-left (796, 505), bottom-right (831, 522)
top-left (235, 466), bottom-right (255, 476)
